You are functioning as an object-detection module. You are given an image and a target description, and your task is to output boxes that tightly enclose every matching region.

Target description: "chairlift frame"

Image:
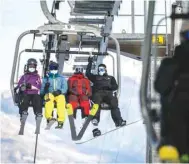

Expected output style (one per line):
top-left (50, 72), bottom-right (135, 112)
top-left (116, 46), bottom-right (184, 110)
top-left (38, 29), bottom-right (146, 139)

top-left (10, 24), bottom-right (121, 106)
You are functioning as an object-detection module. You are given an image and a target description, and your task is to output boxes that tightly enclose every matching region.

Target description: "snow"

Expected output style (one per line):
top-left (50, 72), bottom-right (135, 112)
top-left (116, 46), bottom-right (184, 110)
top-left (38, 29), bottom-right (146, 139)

top-left (1, 56), bottom-right (146, 163)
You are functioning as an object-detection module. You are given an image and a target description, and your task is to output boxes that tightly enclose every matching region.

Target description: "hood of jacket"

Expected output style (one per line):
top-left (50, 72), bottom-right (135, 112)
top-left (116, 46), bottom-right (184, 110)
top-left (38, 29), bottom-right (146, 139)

top-left (72, 73), bottom-right (85, 79)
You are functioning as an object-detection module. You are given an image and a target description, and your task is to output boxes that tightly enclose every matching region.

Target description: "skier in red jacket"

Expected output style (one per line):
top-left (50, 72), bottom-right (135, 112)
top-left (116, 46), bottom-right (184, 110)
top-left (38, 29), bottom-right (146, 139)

top-left (68, 66), bottom-right (92, 120)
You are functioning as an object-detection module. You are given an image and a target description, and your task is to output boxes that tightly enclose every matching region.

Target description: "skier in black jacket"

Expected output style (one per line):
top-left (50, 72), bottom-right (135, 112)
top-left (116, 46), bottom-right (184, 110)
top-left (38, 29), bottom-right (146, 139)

top-left (86, 56), bottom-right (126, 128)
top-left (155, 21), bottom-right (189, 162)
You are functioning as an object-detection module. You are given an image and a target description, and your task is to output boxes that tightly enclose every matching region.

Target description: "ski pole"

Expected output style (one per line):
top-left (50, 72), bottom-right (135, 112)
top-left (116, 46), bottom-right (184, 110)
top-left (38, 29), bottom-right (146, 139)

top-left (33, 134), bottom-right (38, 163)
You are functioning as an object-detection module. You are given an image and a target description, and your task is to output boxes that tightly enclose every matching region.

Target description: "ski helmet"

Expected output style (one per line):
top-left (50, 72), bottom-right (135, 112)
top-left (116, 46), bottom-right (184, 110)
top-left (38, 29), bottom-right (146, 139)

top-left (74, 66), bottom-right (84, 74)
top-left (98, 64), bottom-right (107, 76)
top-left (27, 58), bottom-right (37, 73)
top-left (27, 58), bottom-right (37, 66)
top-left (49, 61), bottom-right (59, 70)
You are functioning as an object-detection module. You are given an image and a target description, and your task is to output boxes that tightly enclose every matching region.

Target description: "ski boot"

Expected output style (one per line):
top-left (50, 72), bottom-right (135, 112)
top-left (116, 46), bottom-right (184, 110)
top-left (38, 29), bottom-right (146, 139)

top-left (115, 119), bottom-right (126, 127)
top-left (55, 121), bottom-right (64, 129)
top-left (91, 118), bottom-right (99, 126)
top-left (45, 118), bottom-right (56, 130)
top-left (92, 128), bottom-right (101, 137)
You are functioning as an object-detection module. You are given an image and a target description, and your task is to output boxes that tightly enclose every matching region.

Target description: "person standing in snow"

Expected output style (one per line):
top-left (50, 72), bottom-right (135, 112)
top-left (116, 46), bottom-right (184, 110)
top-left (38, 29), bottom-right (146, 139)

top-left (155, 21), bottom-right (189, 162)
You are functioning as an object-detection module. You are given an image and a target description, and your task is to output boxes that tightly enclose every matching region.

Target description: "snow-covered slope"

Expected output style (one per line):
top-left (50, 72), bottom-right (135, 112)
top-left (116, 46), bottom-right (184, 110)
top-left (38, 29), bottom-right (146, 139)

top-left (1, 56), bottom-right (146, 163)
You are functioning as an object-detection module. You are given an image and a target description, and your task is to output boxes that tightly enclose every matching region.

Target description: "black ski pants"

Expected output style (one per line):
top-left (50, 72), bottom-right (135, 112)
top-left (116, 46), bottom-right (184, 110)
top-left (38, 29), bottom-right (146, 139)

top-left (161, 98), bottom-right (189, 156)
top-left (92, 90), bottom-right (122, 124)
top-left (19, 94), bottom-right (42, 116)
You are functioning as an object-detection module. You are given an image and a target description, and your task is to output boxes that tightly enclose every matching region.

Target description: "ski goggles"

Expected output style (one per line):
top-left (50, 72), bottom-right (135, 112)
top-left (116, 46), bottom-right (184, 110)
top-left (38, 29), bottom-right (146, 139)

top-left (28, 64), bottom-right (36, 68)
top-left (49, 65), bottom-right (58, 70)
top-left (98, 67), bottom-right (106, 72)
top-left (75, 67), bottom-right (84, 73)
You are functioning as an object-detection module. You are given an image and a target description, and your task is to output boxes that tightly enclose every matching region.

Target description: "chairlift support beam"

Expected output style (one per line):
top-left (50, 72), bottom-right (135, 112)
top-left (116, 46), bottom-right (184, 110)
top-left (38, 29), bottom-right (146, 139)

top-left (140, 0), bottom-right (158, 145)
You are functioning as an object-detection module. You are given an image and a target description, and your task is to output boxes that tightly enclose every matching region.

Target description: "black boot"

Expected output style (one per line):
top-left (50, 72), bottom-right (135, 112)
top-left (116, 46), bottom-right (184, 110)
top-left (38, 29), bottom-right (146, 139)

top-left (115, 119), bottom-right (126, 127)
top-left (55, 121), bottom-right (64, 129)
top-left (92, 128), bottom-right (101, 137)
top-left (47, 118), bottom-right (56, 124)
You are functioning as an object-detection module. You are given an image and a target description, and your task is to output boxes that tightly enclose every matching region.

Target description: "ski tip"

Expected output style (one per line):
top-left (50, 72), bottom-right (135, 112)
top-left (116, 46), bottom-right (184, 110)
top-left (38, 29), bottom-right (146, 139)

top-left (90, 104), bottom-right (99, 116)
top-left (66, 103), bottom-right (74, 115)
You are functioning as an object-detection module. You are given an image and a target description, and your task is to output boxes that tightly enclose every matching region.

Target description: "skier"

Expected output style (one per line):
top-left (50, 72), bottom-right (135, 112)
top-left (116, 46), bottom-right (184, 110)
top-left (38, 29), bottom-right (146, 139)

top-left (14, 58), bottom-right (42, 134)
top-left (68, 66), bottom-right (92, 121)
top-left (86, 56), bottom-right (126, 137)
top-left (40, 61), bottom-right (68, 129)
top-left (155, 21), bottom-right (189, 162)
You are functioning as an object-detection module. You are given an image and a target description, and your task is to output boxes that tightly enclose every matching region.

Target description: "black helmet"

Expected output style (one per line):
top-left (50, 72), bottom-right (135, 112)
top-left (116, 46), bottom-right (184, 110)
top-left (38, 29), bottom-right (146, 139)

top-left (27, 58), bottom-right (37, 66)
top-left (49, 61), bottom-right (59, 70)
top-left (74, 66), bottom-right (84, 74)
top-left (98, 64), bottom-right (106, 68)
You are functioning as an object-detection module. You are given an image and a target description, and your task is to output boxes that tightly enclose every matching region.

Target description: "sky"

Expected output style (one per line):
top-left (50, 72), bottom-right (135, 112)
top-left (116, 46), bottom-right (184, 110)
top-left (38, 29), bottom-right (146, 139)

top-left (0, 0), bottom-right (175, 91)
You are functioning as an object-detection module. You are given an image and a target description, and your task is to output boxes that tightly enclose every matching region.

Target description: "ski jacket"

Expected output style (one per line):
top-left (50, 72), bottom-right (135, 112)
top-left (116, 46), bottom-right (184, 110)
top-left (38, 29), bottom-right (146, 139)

top-left (17, 71), bottom-right (41, 94)
top-left (155, 42), bottom-right (189, 103)
top-left (40, 73), bottom-right (68, 95)
top-left (68, 73), bottom-right (91, 96)
top-left (86, 61), bottom-right (118, 92)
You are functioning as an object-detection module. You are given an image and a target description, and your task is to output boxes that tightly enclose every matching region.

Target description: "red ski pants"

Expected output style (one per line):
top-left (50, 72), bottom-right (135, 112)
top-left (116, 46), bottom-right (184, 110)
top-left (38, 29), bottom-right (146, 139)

top-left (68, 94), bottom-right (90, 117)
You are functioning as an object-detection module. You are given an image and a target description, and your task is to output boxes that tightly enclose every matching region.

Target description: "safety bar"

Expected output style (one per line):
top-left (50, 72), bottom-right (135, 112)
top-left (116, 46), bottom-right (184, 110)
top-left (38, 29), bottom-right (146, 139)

top-left (140, 1), bottom-right (159, 144)
top-left (24, 49), bottom-right (108, 55)
top-left (10, 30), bottom-right (39, 105)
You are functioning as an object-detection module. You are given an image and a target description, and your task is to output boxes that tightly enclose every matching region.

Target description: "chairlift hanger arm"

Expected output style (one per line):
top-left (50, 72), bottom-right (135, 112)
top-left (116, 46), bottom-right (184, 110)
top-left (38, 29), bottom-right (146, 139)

top-left (40, 0), bottom-right (100, 32)
top-left (140, 0), bottom-right (158, 144)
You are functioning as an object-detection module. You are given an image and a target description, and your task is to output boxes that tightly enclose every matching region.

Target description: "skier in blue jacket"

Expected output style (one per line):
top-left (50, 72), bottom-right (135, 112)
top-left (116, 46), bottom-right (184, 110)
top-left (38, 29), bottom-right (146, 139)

top-left (41, 61), bottom-right (68, 129)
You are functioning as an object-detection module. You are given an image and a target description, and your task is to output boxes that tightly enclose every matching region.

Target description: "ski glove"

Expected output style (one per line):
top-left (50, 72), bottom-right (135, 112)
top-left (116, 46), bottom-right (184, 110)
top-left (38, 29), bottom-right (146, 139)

top-left (26, 83), bottom-right (31, 89)
top-left (20, 84), bottom-right (26, 91)
top-left (44, 82), bottom-right (50, 92)
top-left (88, 56), bottom-right (93, 63)
top-left (53, 90), bottom-right (62, 97)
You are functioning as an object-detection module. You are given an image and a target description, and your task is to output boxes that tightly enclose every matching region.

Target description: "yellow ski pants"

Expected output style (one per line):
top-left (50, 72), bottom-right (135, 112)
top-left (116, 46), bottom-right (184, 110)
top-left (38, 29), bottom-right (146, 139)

top-left (44, 93), bottom-right (66, 122)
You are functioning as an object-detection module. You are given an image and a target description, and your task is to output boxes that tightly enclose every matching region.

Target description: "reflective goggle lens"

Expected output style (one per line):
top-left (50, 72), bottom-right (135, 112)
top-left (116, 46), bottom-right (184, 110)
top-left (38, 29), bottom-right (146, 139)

top-left (49, 65), bottom-right (58, 70)
top-left (28, 64), bottom-right (36, 68)
top-left (98, 67), bottom-right (105, 72)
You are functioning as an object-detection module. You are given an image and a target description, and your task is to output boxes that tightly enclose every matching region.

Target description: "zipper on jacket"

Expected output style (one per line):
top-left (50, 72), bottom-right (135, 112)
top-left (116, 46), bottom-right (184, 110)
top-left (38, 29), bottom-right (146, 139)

top-left (53, 74), bottom-right (56, 91)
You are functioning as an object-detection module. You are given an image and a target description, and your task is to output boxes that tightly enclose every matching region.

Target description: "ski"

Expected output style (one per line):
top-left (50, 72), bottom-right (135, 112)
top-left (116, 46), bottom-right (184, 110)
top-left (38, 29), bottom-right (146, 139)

top-left (76, 104), bottom-right (99, 140)
top-left (66, 103), bottom-right (99, 141)
top-left (77, 115), bottom-right (94, 140)
top-left (76, 119), bottom-right (142, 144)
top-left (18, 113), bottom-right (28, 135)
top-left (45, 119), bottom-right (56, 130)
top-left (35, 116), bottom-right (42, 134)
